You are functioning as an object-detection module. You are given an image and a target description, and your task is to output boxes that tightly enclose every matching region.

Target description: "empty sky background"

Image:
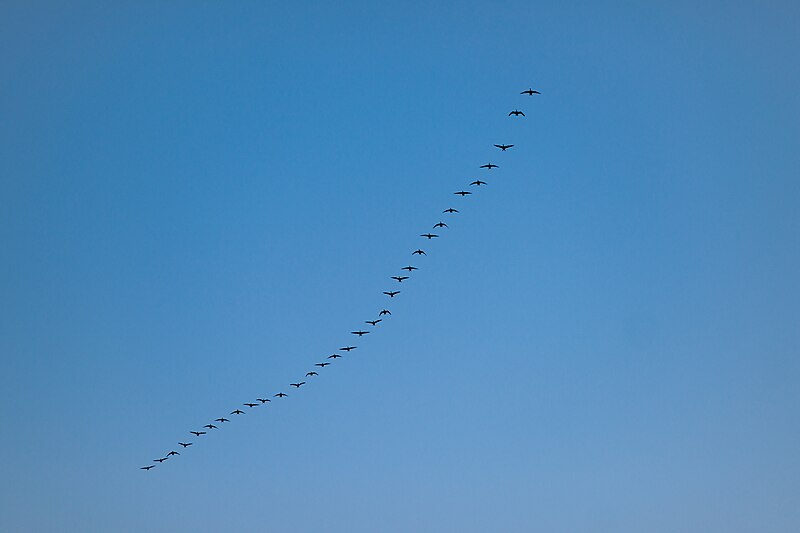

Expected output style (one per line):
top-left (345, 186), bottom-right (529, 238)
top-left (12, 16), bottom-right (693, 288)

top-left (1, 1), bottom-right (799, 532)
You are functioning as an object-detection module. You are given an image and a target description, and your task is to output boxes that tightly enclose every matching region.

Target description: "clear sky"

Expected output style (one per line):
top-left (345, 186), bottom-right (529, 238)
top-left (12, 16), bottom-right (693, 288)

top-left (1, 1), bottom-right (799, 532)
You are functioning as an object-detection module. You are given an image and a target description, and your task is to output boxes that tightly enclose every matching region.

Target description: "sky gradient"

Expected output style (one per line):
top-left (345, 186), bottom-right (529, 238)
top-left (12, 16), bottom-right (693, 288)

top-left (1, 1), bottom-right (799, 532)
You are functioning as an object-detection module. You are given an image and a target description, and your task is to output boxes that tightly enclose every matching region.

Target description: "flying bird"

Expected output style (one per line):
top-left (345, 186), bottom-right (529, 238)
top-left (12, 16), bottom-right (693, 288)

top-left (231, 409), bottom-right (245, 415)
top-left (340, 346), bottom-right (357, 351)
top-left (190, 431), bottom-right (206, 437)
top-left (494, 144), bottom-right (514, 151)
top-left (443, 208), bottom-right (459, 213)
top-left (316, 362), bottom-right (331, 367)
top-left (471, 180), bottom-right (487, 186)
top-left (420, 233), bottom-right (438, 239)
top-left (274, 392), bottom-right (288, 397)
top-left (256, 398), bottom-right (270, 404)
top-left (391, 276), bottom-right (409, 282)
top-left (166, 451), bottom-right (180, 456)
top-left (306, 371), bottom-right (319, 376)
top-left (290, 382), bottom-right (306, 388)
top-left (178, 442), bottom-right (192, 448)
top-left (401, 266), bottom-right (417, 272)
top-left (412, 249), bottom-right (426, 255)
top-left (154, 458), bottom-right (168, 463)
top-left (366, 319), bottom-right (382, 325)
top-left (244, 403), bottom-right (258, 408)
top-left (351, 330), bottom-right (369, 336)
top-left (379, 309), bottom-right (391, 316)
top-left (215, 418), bottom-right (230, 423)
top-left (480, 163), bottom-right (498, 169)
top-left (521, 88), bottom-right (540, 95)
top-left (141, 465), bottom-right (155, 470)
top-left (454, 191), bottom-right (472, 196)
top-left (433, 222), bottom-right (448, 228)
top-left (509, 109), bottom-right (525, 116)
top-left (383, 291), bottom-right (400, 297)
top-left (328, 353), bottom-right (342, 358)
top-left (204, 424), bottom-right (218, 429)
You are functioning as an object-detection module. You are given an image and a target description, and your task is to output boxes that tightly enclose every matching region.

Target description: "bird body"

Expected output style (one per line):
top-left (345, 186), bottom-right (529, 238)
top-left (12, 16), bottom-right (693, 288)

top-left (379, 309), bottom-right (391, 315)
top-left (366, 319), bottom-right (382, 325)
top-left (306, 371), bottom-right (319, 376)
top-left (231, 409), bottom-right (245, 414)
top-left (178, 442), bottom-right (192, 448)
top-left (351, 330), bottom-right (369, 336)
top-left (316, 362), bottom-right (330, 367)
top-left (454, 191), bottom-right (472, 196)
top-left (274, 392), bottom-right (288, 397)
top-left (494, 144), bottom-right (514, 151)
top-left (433, 222), bottom-right (448, 228)
top-left (509, 109), bottom-right (525, 116)
top-left (190, 431), bottom-right (206, 437)
top-left (521, 88), bottom-right (540, 95)
top-left (328, 353), bottom-right (342, 358)
top-left (383, 291), bottom-right (400, 297)
top-left (204, 424), bottom-right (217, 429)
top-left (391, 276), bottom-right (409, 282)
top-left (167, 451), bottom-right (180, 456)
top-left (401, 266), bottom-right (417, 272)
top-left (420, 233), bottom-right (439, 239)
top-left (215, 418), bottom-right (230, 423)
top-left (290, 382), bottom-right (306, 388)
top-left (443, 208), bottom-right (459, 213)
top-left (471, 180), bottom-right (487, 186)
top-left (340, 346), bottom-right (357, 351)
top-left (256, 398), bottom-right (270, 404)
top-left (480, 163), bottom-right (498, 169)
top-left (141, 465), bottom-right (155, 470)
top-left (244, 403), bottom-right (258, 408)
top-left (412, 249), bottom-right (426, 255)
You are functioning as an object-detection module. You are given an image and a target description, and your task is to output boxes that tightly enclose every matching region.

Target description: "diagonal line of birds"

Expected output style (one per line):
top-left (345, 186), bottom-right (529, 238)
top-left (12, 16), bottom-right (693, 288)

top-left (140, 86), bottom-right (541, 471)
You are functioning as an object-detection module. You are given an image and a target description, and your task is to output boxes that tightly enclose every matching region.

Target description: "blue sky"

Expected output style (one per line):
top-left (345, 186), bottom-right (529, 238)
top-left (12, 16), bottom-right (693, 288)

top-left (1, 1), bottom-right (799, 531)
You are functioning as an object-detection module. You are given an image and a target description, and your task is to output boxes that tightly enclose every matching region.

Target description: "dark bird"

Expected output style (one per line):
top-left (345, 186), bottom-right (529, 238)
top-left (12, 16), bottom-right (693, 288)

top-left (306, 371), bottom-right (318, 376)
top-left (433, 222), bottom-right (448, 228)
top-left (154, 458), bottom-right (168, 463)
top-left (340, 346), bottom-right (357, 351)
top-left (231, 409), bottom-right (245, 415)
top-left (178, 442), bottom-right (192, 448)
top-left (391, 276), bottom-right (409, 282)
top-left (420, 233), bottom-right (438, 239)
top-left (509, 109), bottom-right (525, 116)
top-left (494, 144), bottom-right (514, 151)
top-left (244, 403), bottom-right (258, 408)
top-left (290, 382), bottom-right (306, 388)
top-left (167, 451), bottom-right (180, 456)
top-left (471, 180), bottom-right (487, 186)
top-left (190, 431), bottom-right (206, 436)
top-left (443, 208), bottom-right (459, 213)
top-left (480, 163), bottom-right (498, 169)
top-left (412, 249), bottom-right (426, 255)
top-left (316, 362), bottom-right (331, 367)
top-left (383, 291), bottom-right (400, 297)
top-left (215, 418), bottom-right (230, 423)
top-left (366, 319), bottom-right (382, 325)
top-left (204, 424), bottom-right (218, 429)
top-left (256, 398), bottom-right (270, 404)
top-left (351, 330), bottom-right (369, 336)
top-left (454, 191), bottom-right (472, 196)
top-left (141, 465), bottom-right (155, 470)
top-left (379, 309), bottom-right (391, 316)
top-left (521, 88), bottom-right (540, 95)
top-left (275, 392), bottom-right (288, 397)
top-left (401, 266), bottom-right (418, 272)
top-left (328, 353), bottom-right (342, 358)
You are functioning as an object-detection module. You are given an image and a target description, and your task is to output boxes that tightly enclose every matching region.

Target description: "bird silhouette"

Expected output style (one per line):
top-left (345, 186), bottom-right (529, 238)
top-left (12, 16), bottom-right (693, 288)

top-left (190, 431), bottom-right (206, 437)
top-left (141, 465), bottom-right (155, 470)
top-left (167, 451), bottom-right (180, 456)
top-left (256, 398), bottom-right (270, 404)
top-left (471, 180), bottom-right (487, 186)
top-left (480, 163), bottom-right (498, 169)
top-left (328, 353), bottom-right (342, 358)
top-left (383, 291), bottom-right (400, 297)
top-left (366, 319), bottom-right (382, 325)
top-left (290, 382), bottom-right (306, 388)
top-left (494, 144), bottom-right (514, 151)
top-left (231, 409), bottom-right (245, 415)
top-left (306, 371), bottom-right (319, 376)
top-left (244, 403), bottom-right (258, 408)
top-left (433, 222), bottom-right (448, 228)
top-left (454, 191), bottom-right (472, 196)
top-left (391, 276), bottom-right (409, 282)
top-left (521, 88), bottom-right (540, 95)
top-left (340, 346), bottom-right (357, 351)
top-left (351, 330), bottom-right (369, 336)
top-left (215, 418), bottom-right (230, 423)
top-left (154, 457), bottom-right (168, 463)
top-left (420, 233), bottom-right (439, 239)
top-left (443, 208), bottom-right (459, 213)
top-left (178, 442), bottom-right (192, 448)
top-left (412, 249), bottom-right (426, 255)
top-left (379, 309), bottom-right (391, 316)
top-left (401, 266), bottom-right (418, 272)
top-left (274, 392), bottom-right (288, 397)
top-left (204, 424), bottom-right (217, 429)
top-left (316, 362), bottom-right (331, 367)
top-left (509, 109), bottom-right (525, 116)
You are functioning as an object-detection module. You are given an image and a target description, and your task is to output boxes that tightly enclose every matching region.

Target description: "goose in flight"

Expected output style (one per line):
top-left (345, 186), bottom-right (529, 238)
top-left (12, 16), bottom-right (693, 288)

top-left (391, 276), bottom-right (409, 282)
top-left (509, 109), bottom-right (525, 116)
top-left (154, 457), bottom-right (168, 463)
top-left (203, 424), bottom-right (217, 429)
top-left (420, 233), bottom-right (439, 239)
top-left (454, 191), bottom-right (472, 196)
top-left (471, 180), bottom-right (487, 186)
top-left (433, 222), bottom-right (448, 228)
top-left (443, 208), bottom-right (459, 213)
top-left (256, 398), bottom-right (270, 404)
top-left (494, 144), bottom-right (514, 151)
top-left (315, 362), bottom-right (331, 367)
top-left (383, 291), bottom-right (400, 297)
top-left (521, 88), bottom-right (540, 95)
top-left (401, 266), bottom-right (417, 272)
top-left (141, 465), bottom-right (155, 470)
top-left (274, 392), bottom-right (288, 397)
top-left (244, 402), bottom-right (258, 408)
top-left (379, 309), bottom-right (391, 316)
top-left (340, 346), bottom-right (357, 351)
top-left (178, 442), bottom-right (192, 448)
top-left (328, 353), bottom-right (342, 358)
top-left (306, 371), bottom-right (319, 376)
top-left (351, 330), bottom-right (369, 336)
top-left (412, 249), bottom-right (426, 255)
top-left (290, 382), bottom-right (306, 388)
top-left (215, 418), bottom-right (230, 423)
top-left (480, 163), bottom-right (498, 169)
top-left (366, 319), bottom-right (382, 325)
top-left (190, 431), bottom-right (206, 437)
top-left (231, 409), bottom-right (245, 415)
top-left (167, 451), bottom-right (180, 456)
